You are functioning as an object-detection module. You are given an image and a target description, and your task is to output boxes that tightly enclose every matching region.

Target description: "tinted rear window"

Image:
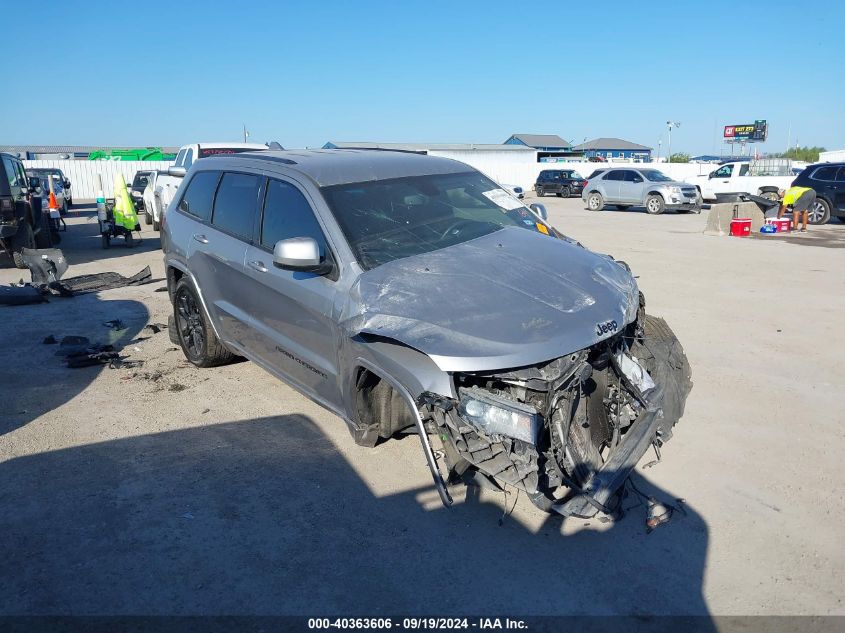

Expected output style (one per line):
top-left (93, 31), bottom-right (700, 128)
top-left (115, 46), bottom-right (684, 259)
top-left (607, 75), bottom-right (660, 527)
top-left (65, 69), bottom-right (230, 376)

top-left (179, 171), bottom-right (220, 221)
top-left (811, 166), bottom-right (837, 181)
top-left (212, 172), bottom-right (261, 239)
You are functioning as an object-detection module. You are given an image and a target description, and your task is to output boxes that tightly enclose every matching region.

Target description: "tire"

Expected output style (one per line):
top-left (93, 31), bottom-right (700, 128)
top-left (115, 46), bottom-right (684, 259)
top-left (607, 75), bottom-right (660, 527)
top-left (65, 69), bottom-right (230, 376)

top-left (173, 278), bottom-right (235, 368)
top-left (60, 201), bottom-right (68, 217)
top-left (808, 198), bottom-right (831, 225)
top-left (646, 194), bottom-right (665, 215)
top-left (561, 186), bottom-right (571, 198)
top-left (586, 192), bottom-right (604, 211)
top-left (144, 209), bottom-right (153, 225)
top-left (536, 187), bottom-right (544, 197)
top-left (34, 212), bottom-right (53, 248)
top-left (11, 222), bottom-right (35, 268)
top-left (153, 217), bottom-right (161, 231)
top-left (101, 232), bottom-right (110, 249)
top-left (759, 190), bottom-right (780, 203)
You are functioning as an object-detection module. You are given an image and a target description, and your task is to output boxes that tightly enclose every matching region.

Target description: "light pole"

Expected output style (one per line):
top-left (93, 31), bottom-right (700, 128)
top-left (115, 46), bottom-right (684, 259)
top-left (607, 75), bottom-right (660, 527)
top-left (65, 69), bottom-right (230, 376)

top-left (666, 121), bottom-right (680, 162)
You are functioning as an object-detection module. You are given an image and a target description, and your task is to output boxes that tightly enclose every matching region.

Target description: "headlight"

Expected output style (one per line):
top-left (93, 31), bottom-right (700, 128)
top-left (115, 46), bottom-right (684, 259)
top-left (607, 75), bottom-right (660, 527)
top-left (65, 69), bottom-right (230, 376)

top-left (669, 186), bottom-right (681, 195)
top-left (458, 387), bottom-right (541, 444)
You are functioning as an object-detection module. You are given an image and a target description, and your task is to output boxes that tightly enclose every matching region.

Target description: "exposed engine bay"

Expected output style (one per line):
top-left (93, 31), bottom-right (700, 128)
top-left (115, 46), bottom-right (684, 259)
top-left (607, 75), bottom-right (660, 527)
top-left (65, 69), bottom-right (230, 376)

top-left (419, 308), bottom-right (692, 518)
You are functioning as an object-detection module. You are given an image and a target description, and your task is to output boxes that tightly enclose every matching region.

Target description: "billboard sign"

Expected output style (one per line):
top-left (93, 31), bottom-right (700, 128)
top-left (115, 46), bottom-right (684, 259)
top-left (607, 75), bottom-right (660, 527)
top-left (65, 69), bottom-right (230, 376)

top-left (724, 120), bottom-right (768, 142)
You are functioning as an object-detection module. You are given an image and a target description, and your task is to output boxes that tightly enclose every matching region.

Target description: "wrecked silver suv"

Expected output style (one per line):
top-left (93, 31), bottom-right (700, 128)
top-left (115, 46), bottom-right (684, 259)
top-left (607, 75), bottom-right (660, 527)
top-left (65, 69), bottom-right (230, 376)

top-left (163, 149), bottom-right (692, 517)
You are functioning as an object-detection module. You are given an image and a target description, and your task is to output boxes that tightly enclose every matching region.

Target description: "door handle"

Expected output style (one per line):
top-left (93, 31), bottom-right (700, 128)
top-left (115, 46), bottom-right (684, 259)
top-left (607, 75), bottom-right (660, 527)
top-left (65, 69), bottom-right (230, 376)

top-left (248, 260), bottom-right (268, 273)
top-left (192, 234), bottom-right (208, 244)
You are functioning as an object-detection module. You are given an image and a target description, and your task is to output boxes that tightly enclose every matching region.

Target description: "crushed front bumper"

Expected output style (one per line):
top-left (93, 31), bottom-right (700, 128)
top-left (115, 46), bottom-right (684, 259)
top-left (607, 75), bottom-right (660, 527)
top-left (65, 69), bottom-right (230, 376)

top-left (554, 386), bottom-right (665, 518)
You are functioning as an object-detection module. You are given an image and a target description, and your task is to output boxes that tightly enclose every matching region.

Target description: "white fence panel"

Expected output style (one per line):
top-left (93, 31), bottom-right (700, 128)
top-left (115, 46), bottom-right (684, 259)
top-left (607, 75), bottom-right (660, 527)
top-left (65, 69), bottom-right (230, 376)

top-left (23, 160), bottom-right (174, 200)
top-left (428, 153), bottom-right (716, 191)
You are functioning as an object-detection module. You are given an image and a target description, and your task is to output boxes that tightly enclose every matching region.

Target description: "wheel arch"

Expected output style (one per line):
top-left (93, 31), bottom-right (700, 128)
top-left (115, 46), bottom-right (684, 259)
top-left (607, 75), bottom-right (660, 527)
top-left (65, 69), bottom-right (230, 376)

top-left (168, 266), bottom-right (226, 345)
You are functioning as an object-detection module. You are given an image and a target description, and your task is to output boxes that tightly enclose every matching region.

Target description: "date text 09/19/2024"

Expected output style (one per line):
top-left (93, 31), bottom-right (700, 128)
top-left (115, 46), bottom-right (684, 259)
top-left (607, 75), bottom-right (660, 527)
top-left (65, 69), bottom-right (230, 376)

top-left (307, 617), bottom-right (528, 630)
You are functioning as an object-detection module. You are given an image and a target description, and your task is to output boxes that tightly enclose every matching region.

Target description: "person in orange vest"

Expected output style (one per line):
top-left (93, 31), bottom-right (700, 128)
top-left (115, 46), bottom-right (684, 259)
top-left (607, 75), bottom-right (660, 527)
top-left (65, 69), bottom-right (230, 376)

top-left (777, 186), bottom-right (815, 233)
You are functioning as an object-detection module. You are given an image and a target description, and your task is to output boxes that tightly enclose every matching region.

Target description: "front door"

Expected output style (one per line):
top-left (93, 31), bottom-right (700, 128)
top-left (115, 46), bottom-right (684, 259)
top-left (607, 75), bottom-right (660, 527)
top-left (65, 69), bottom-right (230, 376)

top-left (240, 176), bottom-right (342, 409)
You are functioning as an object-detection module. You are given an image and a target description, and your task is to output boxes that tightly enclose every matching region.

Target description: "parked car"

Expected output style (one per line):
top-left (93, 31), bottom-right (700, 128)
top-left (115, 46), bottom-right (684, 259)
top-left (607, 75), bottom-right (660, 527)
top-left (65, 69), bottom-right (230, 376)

top-left (156, 142), bottom-right (270, 215)
top-left (25, 168), bottom-right (71, 214)
top-left (534, 169), bottom-right (587, 198)
top-left (129, 170), bottom-right (153, 213)
top-left (790, 162), bottom-right (845, 225)
top-left (583, 168), bottom-right (700, 214)
top-left (163, 149), bottom-right (691, 517)
top-left (24, 167), bottom-right (73, 207)
top-left (686, 159), bottom-right (795, 202)
top-left (501, 183), bottom-right (524, 198)
top-left (142, 170), bottom-right (166, 230)
top-left (1, 153), bottom-right (52, 267)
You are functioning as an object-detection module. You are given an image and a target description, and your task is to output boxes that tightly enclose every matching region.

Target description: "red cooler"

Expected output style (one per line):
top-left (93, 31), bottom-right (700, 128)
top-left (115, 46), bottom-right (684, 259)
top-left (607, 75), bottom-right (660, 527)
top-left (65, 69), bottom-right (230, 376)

top-left (730, 218), bottom-right (752, 237)
top-left (766, 218), bottom-right (791, 232)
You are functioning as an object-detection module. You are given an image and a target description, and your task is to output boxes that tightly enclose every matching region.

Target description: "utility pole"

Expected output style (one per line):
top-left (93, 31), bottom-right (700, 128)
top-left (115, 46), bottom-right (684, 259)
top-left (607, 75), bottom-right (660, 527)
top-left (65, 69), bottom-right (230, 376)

top-left (243, 124), bottom-right (249, 143)
top-left (666, 121), bottom-right (680, 162)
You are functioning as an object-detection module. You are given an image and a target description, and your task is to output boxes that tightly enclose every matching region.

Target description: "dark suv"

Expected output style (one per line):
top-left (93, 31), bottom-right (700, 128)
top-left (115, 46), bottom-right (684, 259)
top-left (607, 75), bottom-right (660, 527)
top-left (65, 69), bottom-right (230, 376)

top-left (790, 163), bottom-right (845, 224)
top-left (534, 169), bottom-right (587, 198)
top-left (1, 153), bottom-right (51, 268)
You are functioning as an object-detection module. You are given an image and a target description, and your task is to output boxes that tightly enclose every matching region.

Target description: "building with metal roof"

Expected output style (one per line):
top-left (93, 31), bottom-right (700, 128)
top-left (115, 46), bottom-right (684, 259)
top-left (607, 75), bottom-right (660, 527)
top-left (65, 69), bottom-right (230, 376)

top-left (572, 138), bottom-right (652, 162)
top-left (503, 134), bottom-right (573, 151)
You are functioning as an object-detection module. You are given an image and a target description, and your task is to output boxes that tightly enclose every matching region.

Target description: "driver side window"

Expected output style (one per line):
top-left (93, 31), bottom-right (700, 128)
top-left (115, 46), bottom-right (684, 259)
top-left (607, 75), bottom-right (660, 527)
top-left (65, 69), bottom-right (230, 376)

top-left (714, 165), bottom-right (733, 178)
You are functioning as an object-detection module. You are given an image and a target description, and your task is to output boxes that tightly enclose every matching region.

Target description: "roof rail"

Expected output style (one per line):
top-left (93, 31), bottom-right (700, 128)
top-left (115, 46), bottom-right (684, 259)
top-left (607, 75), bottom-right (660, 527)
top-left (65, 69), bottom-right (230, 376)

top-left (328, 147), bottom-right (426, 155)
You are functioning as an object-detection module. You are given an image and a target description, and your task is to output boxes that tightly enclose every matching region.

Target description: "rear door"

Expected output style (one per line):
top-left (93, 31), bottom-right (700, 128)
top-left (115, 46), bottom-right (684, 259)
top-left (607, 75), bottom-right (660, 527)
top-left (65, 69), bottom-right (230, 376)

top-left (2, 156), bottom-right (30, 224)
top-left (181, 170), bottom-right (259, 346)
top-left (618, 170), bottom-right (643, 203)
top-left (241, 176), bottom-right (342, 409)
top-left (809, 165), bottom-right (838, 209)
top-left (832, 167), bottom-right (845, 212)
top-left (601, 170), bottom-right (624, 200)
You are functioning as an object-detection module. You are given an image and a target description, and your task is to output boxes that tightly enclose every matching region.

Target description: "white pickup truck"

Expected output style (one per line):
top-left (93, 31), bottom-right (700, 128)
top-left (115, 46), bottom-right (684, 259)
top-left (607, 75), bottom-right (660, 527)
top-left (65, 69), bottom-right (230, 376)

top-left (686, 159), bottom-right (796, 202)
top-left (157, 142), bottom-right (270, 214)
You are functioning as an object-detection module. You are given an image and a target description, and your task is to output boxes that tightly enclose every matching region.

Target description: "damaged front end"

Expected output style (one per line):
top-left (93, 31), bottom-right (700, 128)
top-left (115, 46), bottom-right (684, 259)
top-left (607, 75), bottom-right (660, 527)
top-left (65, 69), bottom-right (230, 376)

top-left (419, 310), bottom-right (692, 518)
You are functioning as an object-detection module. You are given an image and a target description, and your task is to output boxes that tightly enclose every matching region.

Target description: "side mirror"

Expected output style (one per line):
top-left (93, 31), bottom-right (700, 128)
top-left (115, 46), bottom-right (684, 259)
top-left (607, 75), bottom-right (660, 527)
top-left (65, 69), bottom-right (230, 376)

top-left (168, 166), bottom-right (187, 178)
top-left (273, 237), bottom-right (329, 273)
top-left (529, 203), bottom-right (548, 221)
top-left (64, 180), bottom-right (71, 188)
top-left (28, 176), bottom-right (41, 188)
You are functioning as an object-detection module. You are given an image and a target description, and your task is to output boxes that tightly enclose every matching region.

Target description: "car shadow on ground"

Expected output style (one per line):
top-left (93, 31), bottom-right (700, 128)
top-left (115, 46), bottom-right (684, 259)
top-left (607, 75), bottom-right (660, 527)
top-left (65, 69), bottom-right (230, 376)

top-left (0, 412), bottom-right (713, 623)
top-left (0, 293), bottom-right (149, 436)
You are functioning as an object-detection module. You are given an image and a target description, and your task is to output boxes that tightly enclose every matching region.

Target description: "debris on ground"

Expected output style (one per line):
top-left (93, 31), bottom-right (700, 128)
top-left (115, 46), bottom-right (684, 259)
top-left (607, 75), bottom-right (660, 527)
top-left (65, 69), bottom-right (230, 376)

top-left (145, 323), bottom-right (168, 334)
top-left (103, 319), bottom-right (126, 331)
top-left (3, 249), bottom-right (154, 303)
top-left (42, 335), bottom-right (58, 345)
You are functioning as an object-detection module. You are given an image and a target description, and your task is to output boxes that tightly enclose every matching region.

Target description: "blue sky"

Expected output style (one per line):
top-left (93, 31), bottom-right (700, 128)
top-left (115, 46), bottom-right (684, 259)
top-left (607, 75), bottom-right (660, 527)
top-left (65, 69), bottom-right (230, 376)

top-left (2, 0), bottom-right (842, 154)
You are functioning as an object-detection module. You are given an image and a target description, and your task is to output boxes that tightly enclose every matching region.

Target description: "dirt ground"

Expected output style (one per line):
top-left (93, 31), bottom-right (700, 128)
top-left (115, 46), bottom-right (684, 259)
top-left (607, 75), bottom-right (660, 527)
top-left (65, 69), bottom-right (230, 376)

top-left (0, 200), bottom-right (843, 617)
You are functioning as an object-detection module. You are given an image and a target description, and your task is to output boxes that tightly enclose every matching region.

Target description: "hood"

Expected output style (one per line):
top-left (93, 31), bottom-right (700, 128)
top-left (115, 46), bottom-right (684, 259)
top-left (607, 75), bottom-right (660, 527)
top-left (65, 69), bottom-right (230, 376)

top-left (341, 227), bottom-right (639, 372)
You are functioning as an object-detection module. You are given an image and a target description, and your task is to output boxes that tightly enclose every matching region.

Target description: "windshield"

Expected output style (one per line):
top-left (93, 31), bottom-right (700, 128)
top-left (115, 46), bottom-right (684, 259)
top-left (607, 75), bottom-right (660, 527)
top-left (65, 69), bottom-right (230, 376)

top-left (132, 173), bottom-right (151, 188)
top-left (322, 171), bottom-right (550, 270)
top-left (27, 169), bottom-right (62, 181)
top-left (640, 169), bottom-right (673, 182)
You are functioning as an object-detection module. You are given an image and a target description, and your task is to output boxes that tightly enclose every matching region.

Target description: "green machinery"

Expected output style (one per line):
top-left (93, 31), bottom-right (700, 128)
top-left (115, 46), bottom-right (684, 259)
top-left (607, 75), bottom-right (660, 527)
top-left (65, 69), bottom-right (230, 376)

top-left (88, 147), bottom-right (177, 161)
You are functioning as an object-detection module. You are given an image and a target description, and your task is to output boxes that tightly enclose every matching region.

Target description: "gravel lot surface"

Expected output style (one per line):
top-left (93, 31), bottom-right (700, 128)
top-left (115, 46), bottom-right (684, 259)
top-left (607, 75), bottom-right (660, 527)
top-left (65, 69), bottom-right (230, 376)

top-left (1, 199), bottom-right (842, 617)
